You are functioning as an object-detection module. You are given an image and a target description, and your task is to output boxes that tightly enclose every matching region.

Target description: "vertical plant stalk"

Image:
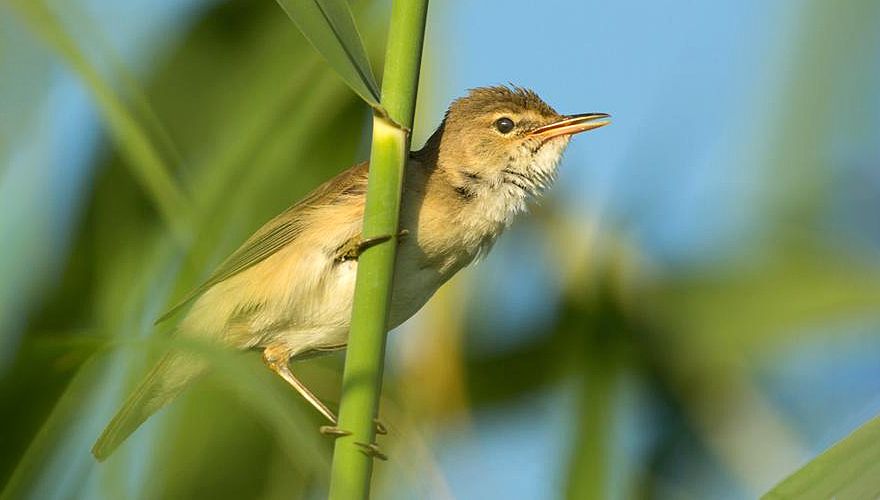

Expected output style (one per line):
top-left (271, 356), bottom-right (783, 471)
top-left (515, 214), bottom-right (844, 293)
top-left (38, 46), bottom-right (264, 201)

top-left (327, 1), bottom-right (428, 498)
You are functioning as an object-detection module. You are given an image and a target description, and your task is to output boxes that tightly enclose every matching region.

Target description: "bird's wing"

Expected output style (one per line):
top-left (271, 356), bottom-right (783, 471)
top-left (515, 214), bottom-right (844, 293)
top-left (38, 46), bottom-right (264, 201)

top-left (155, 162), bottom-right (369, 324)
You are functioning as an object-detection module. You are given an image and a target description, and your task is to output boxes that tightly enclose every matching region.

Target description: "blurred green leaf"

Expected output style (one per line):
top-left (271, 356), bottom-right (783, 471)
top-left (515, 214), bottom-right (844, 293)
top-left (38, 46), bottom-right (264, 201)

top-left (0, 336), bottom-right (330, 500)
top-left (763, 414), bottom-right (880, 499)
top-left (7, 0), bottom-right (191, 240)
top-left (641, 250), bottom-right (880, 357)
top-left (274, 0), bottom-right (382, 108)
top-left (63, 3), bottom-right (186, 172)
top-left (0, 353), bottom-right (106, 500)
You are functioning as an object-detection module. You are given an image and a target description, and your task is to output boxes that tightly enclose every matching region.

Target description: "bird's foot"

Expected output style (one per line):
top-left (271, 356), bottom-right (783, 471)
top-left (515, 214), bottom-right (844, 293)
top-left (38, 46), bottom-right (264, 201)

top-left (336, 230), bottom-right (409, 262)
top-left (319, 425), bottom-right (352, 438)
top-left (374, 418), bottom-right (388, 435)
top-left (319, 419), bottom-right (386, 438)
top-left (355, 442), bottom-right (388, 461)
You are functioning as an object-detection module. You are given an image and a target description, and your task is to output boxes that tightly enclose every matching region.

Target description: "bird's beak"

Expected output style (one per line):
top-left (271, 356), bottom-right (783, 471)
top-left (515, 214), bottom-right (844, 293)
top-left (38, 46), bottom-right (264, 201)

top-left (529, 113), bottom-right (611, 140)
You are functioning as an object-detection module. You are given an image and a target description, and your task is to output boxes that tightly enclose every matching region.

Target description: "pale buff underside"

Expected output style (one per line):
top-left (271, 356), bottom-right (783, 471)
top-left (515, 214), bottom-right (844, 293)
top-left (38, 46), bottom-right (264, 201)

top-left (178, 159), bottom-right (507, 360)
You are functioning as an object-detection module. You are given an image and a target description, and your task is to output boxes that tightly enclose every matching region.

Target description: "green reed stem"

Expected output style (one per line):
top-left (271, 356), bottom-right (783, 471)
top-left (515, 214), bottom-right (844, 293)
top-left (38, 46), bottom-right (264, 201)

top-left (327, 1), bottom-right (428, 498)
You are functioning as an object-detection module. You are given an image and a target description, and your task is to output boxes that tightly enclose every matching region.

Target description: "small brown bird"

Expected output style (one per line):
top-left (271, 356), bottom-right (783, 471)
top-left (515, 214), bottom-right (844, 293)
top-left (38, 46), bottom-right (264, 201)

top-left (92, 85), bottom-right (609, 460)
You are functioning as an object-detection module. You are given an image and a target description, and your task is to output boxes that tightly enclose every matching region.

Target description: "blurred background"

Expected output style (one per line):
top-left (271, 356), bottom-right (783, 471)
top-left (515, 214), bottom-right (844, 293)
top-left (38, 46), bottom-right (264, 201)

top-left (2, 0), bottom-right (879, 498)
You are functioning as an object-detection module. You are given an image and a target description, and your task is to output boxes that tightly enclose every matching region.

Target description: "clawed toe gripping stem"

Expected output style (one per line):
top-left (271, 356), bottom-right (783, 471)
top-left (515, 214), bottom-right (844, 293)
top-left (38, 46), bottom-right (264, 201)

top-left (355, 442), bottom-right (388, 461)
top-left (321, 419), bottom-right (389, 460)
top-left (319, 418), bottom-right (387, 438)
top-left (336, 230), bottom-right (409, 262)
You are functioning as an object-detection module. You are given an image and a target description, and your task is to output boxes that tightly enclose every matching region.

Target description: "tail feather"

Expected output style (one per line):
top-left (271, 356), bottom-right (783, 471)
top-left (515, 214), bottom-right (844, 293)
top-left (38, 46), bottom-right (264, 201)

top-left (92, 352), bottom-right (205, 461)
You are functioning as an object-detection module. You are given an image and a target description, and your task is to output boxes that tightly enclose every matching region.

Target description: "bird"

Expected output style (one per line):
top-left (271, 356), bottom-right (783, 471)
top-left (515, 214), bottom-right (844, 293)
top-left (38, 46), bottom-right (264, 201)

top-left (91, 85), bottom-right (610, 461)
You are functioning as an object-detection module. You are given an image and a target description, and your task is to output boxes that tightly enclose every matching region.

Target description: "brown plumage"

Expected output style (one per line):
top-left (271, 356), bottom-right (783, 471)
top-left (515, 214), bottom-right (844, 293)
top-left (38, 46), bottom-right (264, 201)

top-left (92, 85), bottom-right (610, 460)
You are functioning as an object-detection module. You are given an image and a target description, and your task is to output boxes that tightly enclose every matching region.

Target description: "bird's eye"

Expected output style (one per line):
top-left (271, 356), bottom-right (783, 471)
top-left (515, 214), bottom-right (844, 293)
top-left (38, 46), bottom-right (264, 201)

top-left (494, 117), bottom-right (515, 134)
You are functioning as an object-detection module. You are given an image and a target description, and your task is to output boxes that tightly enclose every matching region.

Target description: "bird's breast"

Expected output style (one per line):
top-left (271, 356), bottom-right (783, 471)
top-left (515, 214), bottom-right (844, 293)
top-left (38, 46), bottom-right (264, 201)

top-left (385, 228), bottom-right (483, 330)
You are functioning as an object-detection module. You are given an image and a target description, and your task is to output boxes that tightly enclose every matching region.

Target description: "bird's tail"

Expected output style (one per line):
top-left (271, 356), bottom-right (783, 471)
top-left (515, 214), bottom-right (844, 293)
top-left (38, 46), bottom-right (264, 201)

top-left (92, 351), bottom-right (206, 461)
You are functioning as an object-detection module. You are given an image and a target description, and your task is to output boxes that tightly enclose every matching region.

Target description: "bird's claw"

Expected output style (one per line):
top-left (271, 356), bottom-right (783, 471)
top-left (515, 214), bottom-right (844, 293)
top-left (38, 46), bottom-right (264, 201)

top-left (337, 230), bottom-right (410, 262)
top-left (320, 420), bottom-right (386, 437)
top-left (355, 442), bottom-right (388, 461)
top-left (374, 418), bottom-right (388, 435)
top-left (357, 230), bottom-right (409, 252)
top-left (319, 425), bottom-right (352, 438)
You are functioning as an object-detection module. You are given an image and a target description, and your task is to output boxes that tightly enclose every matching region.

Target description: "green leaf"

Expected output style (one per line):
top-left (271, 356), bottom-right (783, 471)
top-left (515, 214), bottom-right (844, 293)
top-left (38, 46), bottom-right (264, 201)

top-left (642, 250), bottom-right (880, 357)
top-left (763, 414), bottom-right (880, 499)
top-left (275, 0), bottom-right (382, 108)
top-left (0, 349), bottom-right (110, 500)
top-left (7, 0), bottom-right (191, 241)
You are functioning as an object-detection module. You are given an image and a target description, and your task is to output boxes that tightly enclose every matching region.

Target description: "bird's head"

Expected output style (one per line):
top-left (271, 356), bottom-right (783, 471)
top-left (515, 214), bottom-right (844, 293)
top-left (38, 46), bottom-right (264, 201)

top-left (418, 86), bottom-right (609, 205)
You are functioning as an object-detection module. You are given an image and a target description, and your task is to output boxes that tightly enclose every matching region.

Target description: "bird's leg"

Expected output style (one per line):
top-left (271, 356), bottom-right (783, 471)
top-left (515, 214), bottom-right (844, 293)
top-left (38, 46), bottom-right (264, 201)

top-left (262, 346), bottom-right (339, 426)
top-left (335, 230), bottom-right (409, 262)
top-left (262, 345), bottom-right (387, 439)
